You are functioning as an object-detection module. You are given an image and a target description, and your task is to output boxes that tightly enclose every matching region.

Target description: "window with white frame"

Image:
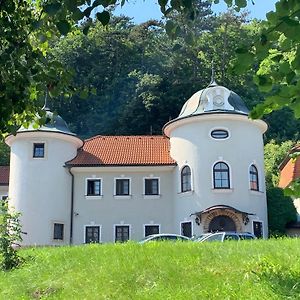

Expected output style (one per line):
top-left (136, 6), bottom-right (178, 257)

top-left (144, 225), bottom-right (159, 237)
top-left (181, 221), bottom-right (192, 238)
top-left (33, 143), bottom-right (45, 158)
top-left (213, 162), bottom-right (230, 189)
top-left (115, 225), bottom-right (130, 242)
top-left (115, 178), bottom-right (130, 196)
top-left (85, 226), bottom-right (100, 243)
top-left (181, 166), bottom-right (191, 192)
top-left (144, 178), bottom-right (159, 195)
top-left (53, 223), bottom-right (64, 240)
top-left (249, 165), bottom-right (259, 191)
top-left (86, 179), bottom-right (102, 196)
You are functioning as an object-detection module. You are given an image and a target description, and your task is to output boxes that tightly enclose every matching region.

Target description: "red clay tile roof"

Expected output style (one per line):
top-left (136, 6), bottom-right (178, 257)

top-left (67, 135), bottom-right (176, 166)
top-left (0, 166), bottom-right (9, 185)
top-left (279, 145), bottom-right (300, 188)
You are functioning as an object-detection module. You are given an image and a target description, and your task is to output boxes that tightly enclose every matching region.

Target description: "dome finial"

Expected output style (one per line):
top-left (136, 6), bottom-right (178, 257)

top-left (42, 88), bottom-right (51, 111)
top-left (209, 60), bottom-right (218, 87)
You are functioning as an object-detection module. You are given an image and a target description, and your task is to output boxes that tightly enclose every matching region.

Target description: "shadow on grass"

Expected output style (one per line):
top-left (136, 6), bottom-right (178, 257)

top-left (252, 258), bottom-right (300, 298)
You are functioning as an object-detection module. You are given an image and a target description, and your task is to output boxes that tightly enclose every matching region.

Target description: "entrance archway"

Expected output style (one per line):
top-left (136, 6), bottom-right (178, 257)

top-left (209, 215), bottom-right (236, 232)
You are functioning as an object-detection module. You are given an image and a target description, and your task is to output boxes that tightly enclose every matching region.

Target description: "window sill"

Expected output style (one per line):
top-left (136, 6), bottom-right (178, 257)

top-left (85, 195), bottom-right (103, 200)
top-left (211, 188), bottom-right (233, 193)
top-left (249, 190), bottom-right (264, 195)
top-left (143, 195), bottom-right (161, 199)
top-left (114, 195), bottom-right (132, 200)
top-left (178, 190), bottom-right (193, 197)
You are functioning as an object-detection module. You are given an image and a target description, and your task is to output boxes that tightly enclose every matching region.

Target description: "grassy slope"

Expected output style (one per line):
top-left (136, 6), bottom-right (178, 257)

top-left (0, 239), bottom-right (299, 300)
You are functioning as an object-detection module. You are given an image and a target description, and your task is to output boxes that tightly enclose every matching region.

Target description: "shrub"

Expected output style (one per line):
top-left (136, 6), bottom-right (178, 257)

top-left (0, 199), bottom-right (23, 271)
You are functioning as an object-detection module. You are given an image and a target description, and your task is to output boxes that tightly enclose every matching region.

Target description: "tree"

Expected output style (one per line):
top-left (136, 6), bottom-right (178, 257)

top-left (0, 0), bottom-right (212, 138)
top-left (0, 199), bottom-right (23, 270)
top-left (233, 0), bottom-right (300, 121)
top-left (267, 187), bottom-right (297, 235)
top-left (0, 142), bottom-right (10, 166)
top-left (264, 140), bottom-right (294, 188)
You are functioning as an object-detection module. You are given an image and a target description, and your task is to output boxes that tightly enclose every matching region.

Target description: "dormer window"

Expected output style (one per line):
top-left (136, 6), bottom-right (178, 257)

top-left (33, 143), bottom-right (45, 158)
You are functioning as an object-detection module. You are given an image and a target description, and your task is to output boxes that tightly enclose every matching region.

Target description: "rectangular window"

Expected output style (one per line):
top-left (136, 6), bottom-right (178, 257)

top-left (115, 179), bottom-right (130, 196)
top-left (253, 221), bottom-right (263, 239)
top-left (144, 178), bottom-right (159, 195)
top-left (85, 226), bottom-right (100, 243)
top-left (33, 143), bottom-right (45, 158)
top-left (87, 179), bottom-right (101, 196)
top-left (145, 225), bottom-right (159, 237)
top-left (53, 223), bottom-right (64, 240)
top-left (115, 225), bottom-right (130, 242)
top-left (181, 221), bottom-right (192, 238)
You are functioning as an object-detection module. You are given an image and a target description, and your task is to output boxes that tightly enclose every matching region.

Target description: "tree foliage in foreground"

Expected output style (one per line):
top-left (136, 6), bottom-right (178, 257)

top-left (234, 0), bottom-right (300, 121)
top-left (0, 200), bottom-right (23, 271)
top-left (0, 0), bottom-right (217, 138)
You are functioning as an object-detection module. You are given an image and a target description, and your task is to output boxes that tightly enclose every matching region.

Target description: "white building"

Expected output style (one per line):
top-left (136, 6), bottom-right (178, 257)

top-left (4, 80), bottom-right (268, 245)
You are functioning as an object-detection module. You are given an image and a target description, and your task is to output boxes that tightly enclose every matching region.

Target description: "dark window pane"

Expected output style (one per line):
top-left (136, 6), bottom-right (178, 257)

top-left (33, 143), bottom-right (45, 158)
top-left (253, 221), bottom-right (263, 238)
top-left (213, 162), bottom-right (230, 189)
top-left (115, 225), bottom-right (130, 242)
top-left (250, 165), bottom-right (259, 191)
top-left (145, 179), bottom-right (159, 195)
top-left (145, 225), bottom-right (159, 236)
top-left (116, 179), bottom-right (130, 195)
top-left (87, 179), bottom-right (101, 195)
top-left (181, 222), bottom-right (192, 237)
top-left (53, 223), bottom-right (64, 240)
top-left (181, 166), bottom-right (191, 192)
top-left (85, 226), bottom-right (100, 243)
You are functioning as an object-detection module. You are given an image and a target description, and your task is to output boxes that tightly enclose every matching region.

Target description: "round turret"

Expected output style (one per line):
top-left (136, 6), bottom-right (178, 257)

top-left (164, 81), bottom-right (268, 238)
top-left (6, 108), bottom-right (83, 245)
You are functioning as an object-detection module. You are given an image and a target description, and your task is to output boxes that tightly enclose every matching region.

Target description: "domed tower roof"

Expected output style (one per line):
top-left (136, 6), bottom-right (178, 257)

top-left (177, 81), bottom-right (249, 120)
top-left (17, 108), bottom-right (75, 136)
top-left (163, 79), bottom-right (251, 136)
top-left (6, 94), bottom-right (83, 147)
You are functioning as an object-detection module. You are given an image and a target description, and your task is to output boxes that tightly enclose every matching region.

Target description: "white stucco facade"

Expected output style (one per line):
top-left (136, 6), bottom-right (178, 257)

top-left (6, 131), bottom-right (82, 245)
top-left (5, 82), bottom-right (269, 245)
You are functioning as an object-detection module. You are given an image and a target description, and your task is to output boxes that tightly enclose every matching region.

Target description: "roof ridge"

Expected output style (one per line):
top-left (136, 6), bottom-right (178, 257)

top-left (84, 135), bottom-right (166, 141)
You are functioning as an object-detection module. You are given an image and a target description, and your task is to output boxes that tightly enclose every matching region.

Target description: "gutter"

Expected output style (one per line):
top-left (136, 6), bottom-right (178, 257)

top-left (67, 166), bottom-right (75, 245)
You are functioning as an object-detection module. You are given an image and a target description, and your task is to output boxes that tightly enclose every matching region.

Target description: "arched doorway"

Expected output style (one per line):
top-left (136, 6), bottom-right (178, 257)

top-left (209, 215), bottom-right (236, 232)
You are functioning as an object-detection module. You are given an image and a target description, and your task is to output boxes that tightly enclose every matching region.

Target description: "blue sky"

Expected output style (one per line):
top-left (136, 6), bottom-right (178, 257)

top-left (114, 0), bottom-right (278, 23)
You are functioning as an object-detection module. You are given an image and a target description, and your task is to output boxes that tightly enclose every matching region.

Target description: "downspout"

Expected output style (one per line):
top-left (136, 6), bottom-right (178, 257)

top-left (67, 166), bottom-right (75, 245)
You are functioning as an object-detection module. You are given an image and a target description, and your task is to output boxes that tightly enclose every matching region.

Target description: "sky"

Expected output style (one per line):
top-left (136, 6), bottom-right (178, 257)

top-left (114, 0), bottom-right (278, 23)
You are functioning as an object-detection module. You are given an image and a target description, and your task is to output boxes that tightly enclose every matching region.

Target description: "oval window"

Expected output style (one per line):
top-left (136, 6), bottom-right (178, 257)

top-left (211, 129), bottom-right (229, 139)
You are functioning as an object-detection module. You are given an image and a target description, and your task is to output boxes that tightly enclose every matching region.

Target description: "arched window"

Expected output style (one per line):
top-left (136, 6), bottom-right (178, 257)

top-left (213, 162), bottom-right (230, 189)
top-left (181, 166), bottom-right (191, 192)
top-left (250, 165), bottom-right (259, 191)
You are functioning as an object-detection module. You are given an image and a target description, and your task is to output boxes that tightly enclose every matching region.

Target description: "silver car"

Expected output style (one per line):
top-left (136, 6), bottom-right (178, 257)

top-left (194, 232), bottom-right (256, 242)
top-left (139, 233), bottom-right (190, 243)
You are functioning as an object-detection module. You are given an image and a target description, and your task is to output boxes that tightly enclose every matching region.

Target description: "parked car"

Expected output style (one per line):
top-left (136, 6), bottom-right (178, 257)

top-left (193, 232), bottom-right (256, 242)
top-left (139, 233), bottom-right (190, 244)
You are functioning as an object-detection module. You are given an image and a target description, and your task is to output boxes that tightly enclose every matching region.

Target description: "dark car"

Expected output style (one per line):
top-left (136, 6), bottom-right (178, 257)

top-left (139, 233), bottom-right (190, 243)
top-left (193, 232), bottom-right (256, 242)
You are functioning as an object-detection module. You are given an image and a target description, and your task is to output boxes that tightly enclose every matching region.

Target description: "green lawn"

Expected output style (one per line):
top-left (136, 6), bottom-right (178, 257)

top-left (0, 239), bottom-right (299, 299)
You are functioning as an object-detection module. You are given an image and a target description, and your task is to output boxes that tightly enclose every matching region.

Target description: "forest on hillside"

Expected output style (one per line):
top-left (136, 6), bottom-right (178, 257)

top-left (1, 3), bottom-right (300, 167)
